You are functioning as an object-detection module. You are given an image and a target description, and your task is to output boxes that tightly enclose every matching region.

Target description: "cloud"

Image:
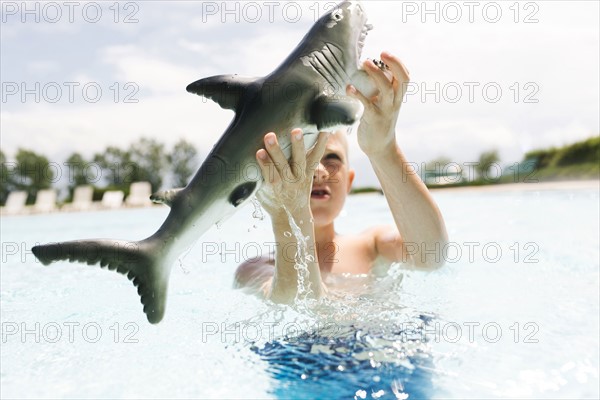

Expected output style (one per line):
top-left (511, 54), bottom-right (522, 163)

top-left (177, 38), bottom-right (208, 54)
top-left (2, 1), bottom-right (598, 188)
top-left (1, 93), bottom-right (233, 163)
top-left (26, 60), bottom-right (60, 75)
top-left (99, 45), bottom-right (205, 95)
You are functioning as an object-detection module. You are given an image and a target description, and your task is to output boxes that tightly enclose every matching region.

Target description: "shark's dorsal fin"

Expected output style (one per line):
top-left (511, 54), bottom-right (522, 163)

top-left (150, 188), bottom-right (184, 207)
top-left (310, 95), bottom-right (364, 131)
top-left (186, 75), bottom-right (257, 111)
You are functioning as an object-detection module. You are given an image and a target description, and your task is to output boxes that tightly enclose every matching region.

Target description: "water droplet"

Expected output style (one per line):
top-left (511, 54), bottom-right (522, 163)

top-left (251, 198), bottom-right (265, 220)
top-left (177, 249), bottom-right (192, 274)
top-left (178, 260), bottom-right (189, 274)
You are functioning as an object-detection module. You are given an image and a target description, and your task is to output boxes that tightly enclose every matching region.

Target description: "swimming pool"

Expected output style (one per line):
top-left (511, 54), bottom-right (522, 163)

top-left (1, 183), bottom-right (599, 399)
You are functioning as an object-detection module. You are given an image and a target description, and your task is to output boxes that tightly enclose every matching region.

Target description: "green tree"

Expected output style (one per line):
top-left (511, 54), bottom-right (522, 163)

top-left (422, 157), bottom-right (451, 182)
top-left (0, 149), bottom-right (16, 205)
top-left (93, 146), bottom-right (133, 190)
top-left (14, 149), bottom-right (55, 204)
top-left (424, 157), bottom-right (464, 184)
top-left (129, 138), bottom-right (167, 192)
top-left (169, 139), bottom-right (199, 187)
top-left (476, 150), bottom-right (500, 180)
top-left (553, 136), bottom-right (600, 167)
top-left (64, 152), bottom-right (94, 200)
top-left (524, 148), bottom-right (555, 169)
top-left (93, 138), bottom-right (168, 193)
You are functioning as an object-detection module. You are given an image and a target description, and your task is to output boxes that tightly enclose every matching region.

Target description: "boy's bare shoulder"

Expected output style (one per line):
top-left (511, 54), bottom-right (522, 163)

top-left (356, 224), bottom-right (400, 243)
top-left (233, 254), bottom-right (274, 289)
top-left (358, 224), bottom-right (403, 263)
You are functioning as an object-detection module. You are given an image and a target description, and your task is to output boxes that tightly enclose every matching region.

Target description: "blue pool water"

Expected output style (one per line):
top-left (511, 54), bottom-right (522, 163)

top-left (1, 183), bottom-right (599, 399)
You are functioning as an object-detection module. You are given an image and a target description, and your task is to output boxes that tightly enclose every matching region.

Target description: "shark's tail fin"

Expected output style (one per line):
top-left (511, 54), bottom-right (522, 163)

top-left (31, 239), bottom-right (172, 324)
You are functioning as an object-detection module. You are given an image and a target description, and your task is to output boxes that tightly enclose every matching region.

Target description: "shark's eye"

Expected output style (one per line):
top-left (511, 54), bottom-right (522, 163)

top-left (331, 9), bottom-right (343, 21)
top-left (229, 181), bottom-right (257, 207)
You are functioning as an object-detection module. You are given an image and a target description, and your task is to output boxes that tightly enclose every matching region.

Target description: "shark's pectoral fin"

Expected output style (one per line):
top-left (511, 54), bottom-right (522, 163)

top-left (150, 188), bottom-right (184, 207)
top-left (31, 239), bottom-right (171, 324)
top-left (186, 74), bottom-right (258, 111)
top-left (310, 95), bottom-right (364, 131)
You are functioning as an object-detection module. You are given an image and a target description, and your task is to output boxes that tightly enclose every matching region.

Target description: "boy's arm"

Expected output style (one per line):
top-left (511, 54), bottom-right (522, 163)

top-left (349, 52), bottom-right (448, 269)
top-left (254, 129), bottom-right (330, 303)
top-left (267, 208), bottom-right (323, 303)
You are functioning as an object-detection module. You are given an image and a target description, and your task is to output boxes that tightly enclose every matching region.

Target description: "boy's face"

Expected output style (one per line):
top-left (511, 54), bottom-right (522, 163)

top-left (310, 131), bottom-right (355, 227)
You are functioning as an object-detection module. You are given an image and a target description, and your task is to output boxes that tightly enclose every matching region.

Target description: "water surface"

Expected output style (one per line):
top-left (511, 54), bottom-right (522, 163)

top-left (1, 185), bottom-right (598, 398)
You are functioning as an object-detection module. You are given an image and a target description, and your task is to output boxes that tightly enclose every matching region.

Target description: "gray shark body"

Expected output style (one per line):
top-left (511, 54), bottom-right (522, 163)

top-left (32, 1), bottom-right (381, 323)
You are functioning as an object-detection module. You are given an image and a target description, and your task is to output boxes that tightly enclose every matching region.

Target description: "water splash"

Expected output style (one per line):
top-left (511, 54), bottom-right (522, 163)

top-left (177, 247), bottom-right (192, 274)
top-left (229, 266), bottom-right (436, 400)
top-left (251, 197), bottom-right (265, 220)
top-left (282, 206), bottom-right (315, 307)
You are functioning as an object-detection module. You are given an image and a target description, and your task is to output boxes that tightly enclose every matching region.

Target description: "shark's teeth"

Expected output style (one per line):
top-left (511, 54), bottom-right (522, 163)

top-left (359, 21), bottom-right (370, 47)
top-left (357, 21), bottom-right (371, 58)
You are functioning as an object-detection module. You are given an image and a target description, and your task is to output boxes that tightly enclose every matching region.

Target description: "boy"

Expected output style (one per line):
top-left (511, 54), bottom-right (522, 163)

top-left (235, 52), bottom-right (448, 303)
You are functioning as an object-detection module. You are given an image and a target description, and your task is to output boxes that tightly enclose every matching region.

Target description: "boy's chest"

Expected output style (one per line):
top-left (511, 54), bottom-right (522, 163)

top-left (320, 236), bottom-right (376, 275)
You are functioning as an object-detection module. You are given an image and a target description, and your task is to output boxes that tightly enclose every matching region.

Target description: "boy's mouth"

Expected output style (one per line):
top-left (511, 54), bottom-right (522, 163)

top-left (311, 187), bottom-right (331, 200)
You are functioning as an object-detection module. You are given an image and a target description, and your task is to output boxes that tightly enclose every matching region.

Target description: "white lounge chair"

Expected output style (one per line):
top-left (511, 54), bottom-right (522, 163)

top-left (100, 190), bottom-right (124, 209)
top-left (33, 189), bottom-right (57, 213)
top-left (62, 185), bottom-right (94, 212)
top-left (126, 181), bottom-right (152, 207)
top-left (1, 191), bottom-right (28, 216)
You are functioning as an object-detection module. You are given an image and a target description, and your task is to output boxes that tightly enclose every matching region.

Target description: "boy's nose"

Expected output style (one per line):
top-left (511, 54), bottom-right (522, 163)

top-left (313, 162), bottom-right (329, 183)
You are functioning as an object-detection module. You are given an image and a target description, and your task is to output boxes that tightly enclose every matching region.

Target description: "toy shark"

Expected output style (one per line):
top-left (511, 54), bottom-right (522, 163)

top-left (32, 1), bottom-right (384, 323)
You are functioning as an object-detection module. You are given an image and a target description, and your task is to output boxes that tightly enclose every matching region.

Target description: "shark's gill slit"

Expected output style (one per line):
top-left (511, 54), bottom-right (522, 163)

top-left (322, 45), bottom-right (350, 85)
top-left (323, 44), bottom-right (350, 82)
top-left (309, 57), bottom-right (338, 90)
top-left (313, 51), bottom-right (344, 89)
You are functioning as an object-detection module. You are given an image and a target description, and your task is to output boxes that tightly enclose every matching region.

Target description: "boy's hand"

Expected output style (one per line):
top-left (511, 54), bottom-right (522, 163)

top-left (255, 129), bottom-right (329, 218)
top-left (348, 51), bottom-right (410, 157)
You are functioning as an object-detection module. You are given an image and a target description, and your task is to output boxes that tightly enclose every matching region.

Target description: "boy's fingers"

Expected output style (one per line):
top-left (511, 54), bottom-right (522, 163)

top-left (347, 84), bottom-right (373, 110)
top-left (381, 51), bottom-right (409, 82)
top-left (263, 132), bottom-right (287, 178)
top-left (256, 149), bottom-right (279, 184)
top-left (364, 59), bottom-right (393, 100)
top-left (290, 128), bottom-right (306, 173)
top-left (381, 52), bottom-right (410, 107)
top-left (306, 131), bottom-right (330, 172)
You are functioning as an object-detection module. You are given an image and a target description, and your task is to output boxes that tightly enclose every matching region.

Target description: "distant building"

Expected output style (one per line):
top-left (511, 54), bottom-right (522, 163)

top-left (422, 162), bottom-right (464, 186)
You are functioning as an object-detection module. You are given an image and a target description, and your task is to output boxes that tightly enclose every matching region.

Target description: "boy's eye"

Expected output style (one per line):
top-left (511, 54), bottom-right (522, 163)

top-left (322, 152), bottom-right (343, 163)
top-left (324, 161), bottom-right (341, 176)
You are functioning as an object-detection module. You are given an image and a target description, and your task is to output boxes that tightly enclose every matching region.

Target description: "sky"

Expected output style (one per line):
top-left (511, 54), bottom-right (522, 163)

top-left (1, 0), bottom-right (599, 187)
